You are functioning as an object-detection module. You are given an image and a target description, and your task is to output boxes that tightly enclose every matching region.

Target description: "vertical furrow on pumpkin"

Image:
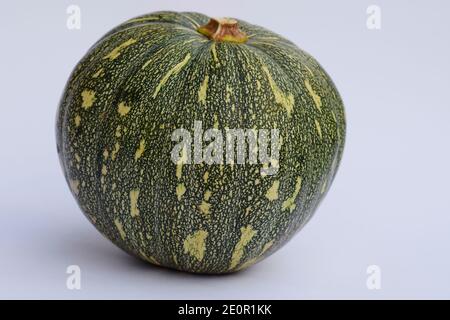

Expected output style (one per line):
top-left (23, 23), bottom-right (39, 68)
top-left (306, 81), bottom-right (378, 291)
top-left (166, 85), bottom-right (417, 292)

top-left (104, 35), bottom-right (211, 270)
top-left (246, 41), bottom-right (345, 244)
top-left (60, 24), bottom-right (184, 255)
top-left (207, 43), bottom-right (256, 272)
top-left (230, 46), bottom-right (300, 265)
top-left (95, 32), bottom-right (208, 268)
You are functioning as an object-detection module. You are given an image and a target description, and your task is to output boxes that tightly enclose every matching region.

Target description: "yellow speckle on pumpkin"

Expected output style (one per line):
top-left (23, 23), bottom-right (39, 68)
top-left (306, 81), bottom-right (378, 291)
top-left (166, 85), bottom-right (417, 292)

top-left (198, 201), bottom-right (211, 217)
top-left (173, 254), bottom-right (178, 266)
top-left (256, 80), bottom-right (261, 90)
top-left (331, 110), bottom-right (337, 123)
top-left (237, 257), bottom-right (257, 271)
top-left (203, 171), bottom-right (209, 183)
top-left (315, 119), bottom-right (323, 139)
top-left (305, 79), bottom-right (322, 112)
top-left (229, 225), bottom-right (257, 270)
top-left (117, 102), bottom-right (131, 116)
top-left (265, 180), bottom-right (280, 201)
top-left (304, 65), bottom-right (314, 77)
top-left (130, 189), bottom-right (140, 217)
top-left (210, 42), bottom-right (220, 65)
top-left (262, 240), bottom-right (275, 254)
top-left (81, 90), bottom-right (95, 110)
top-left (204, 190), bottom-right (212, 201)
top-left (135, 139), bottom-right (146, 160)
top-left (69, 179), bottom-right (80, 195)
top-left (153, 53), bottom-right (191, 98)
top-left (237, 240), bottom-right (274, 271)
top-left (74, 115), bottom-right (81, 127)
top-left (176, 183), bottom-right (186, 201)
top-left (139, 250), bottom-right (160, 265)
top-left (104, 38), bottom-right (137, 61)
top-left (213, 114), bottom-right (219, 129)
top-left (282, 177), bottom-right (303, 213)
top-left (225, 85), bottom-right (232, 103)
top-left (176, 146), bottom-right (188, 180)
top-left (115, 125), bottom-right (122, 138)
top-left (183, 230), bottom-right (208, 262)
top-left (262, 65), bottom-right (295, 117)
top-left (198, 75), bottom-right (209, 105)
top-left (114, 218), bottom-right (126, 240)
top-left (92, 68), bottom-right (104, 78)
top-left (321, 179), bottom-right (328, 194)
top-left (111, 142), bottom-right (120, 160)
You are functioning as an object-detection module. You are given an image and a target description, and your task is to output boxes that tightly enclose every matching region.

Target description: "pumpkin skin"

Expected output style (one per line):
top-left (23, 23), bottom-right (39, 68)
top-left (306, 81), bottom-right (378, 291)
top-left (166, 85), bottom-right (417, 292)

top-left (56, 11), bottom-right (345, 274)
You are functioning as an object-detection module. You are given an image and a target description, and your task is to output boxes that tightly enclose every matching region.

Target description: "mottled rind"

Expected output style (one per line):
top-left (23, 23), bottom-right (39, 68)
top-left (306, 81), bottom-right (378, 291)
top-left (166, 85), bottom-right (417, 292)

top-left (56, 11), bottom-right (346, 274)
top-left (229, 225), bottom-right (257, 270)
top-left (184, 230), bottom-right (208, 262)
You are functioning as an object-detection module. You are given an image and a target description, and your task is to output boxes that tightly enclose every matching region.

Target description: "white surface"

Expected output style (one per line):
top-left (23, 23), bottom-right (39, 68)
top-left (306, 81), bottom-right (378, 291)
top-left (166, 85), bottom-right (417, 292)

top-left (1, 0), bottom-right (449, 299)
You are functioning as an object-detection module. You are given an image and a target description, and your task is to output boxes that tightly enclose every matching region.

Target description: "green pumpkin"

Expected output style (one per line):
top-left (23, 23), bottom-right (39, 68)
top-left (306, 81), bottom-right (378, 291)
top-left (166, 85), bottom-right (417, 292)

top-left (56, 11), bottom-right (345, 274)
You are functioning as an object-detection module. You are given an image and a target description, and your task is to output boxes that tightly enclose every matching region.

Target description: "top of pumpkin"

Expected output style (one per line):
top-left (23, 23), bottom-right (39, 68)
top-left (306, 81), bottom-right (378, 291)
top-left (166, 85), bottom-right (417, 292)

top-left (197, 18), bottom-right (248, 44)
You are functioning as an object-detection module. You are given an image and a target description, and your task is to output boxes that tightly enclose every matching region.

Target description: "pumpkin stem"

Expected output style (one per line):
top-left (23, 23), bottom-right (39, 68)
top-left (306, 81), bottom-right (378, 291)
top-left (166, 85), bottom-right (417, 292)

top-left (197, 18), bottom-right (248, 43)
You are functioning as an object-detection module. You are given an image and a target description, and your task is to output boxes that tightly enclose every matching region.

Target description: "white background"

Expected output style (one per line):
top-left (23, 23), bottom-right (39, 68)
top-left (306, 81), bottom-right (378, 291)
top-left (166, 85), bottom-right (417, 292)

top-left (1, 0), bottom-right (449, 299)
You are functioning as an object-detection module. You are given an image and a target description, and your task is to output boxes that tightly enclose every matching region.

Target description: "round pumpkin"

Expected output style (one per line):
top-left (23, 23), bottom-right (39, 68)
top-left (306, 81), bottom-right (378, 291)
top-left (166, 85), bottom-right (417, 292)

top-left (56, 11), bottom-right (346, 274)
